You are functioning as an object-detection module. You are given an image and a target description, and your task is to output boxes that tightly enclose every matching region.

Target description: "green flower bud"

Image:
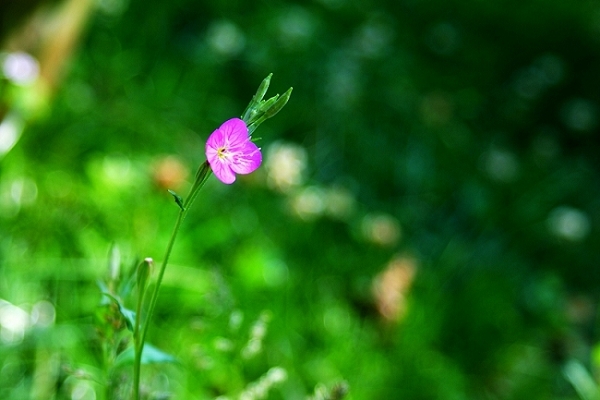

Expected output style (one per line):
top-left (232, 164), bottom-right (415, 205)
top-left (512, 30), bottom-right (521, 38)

top-left (242, 73), bottom-right (273, 122)
top-left (136, 257), bottom-right (154, 292)
top-left (264, 87), bottom-right (293, 119)
top-left (254, 73), bottom-right (272, 103)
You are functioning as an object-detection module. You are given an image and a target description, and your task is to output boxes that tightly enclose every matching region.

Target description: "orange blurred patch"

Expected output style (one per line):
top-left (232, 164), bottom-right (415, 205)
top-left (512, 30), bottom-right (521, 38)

top-left (152, 156), bottom-right (189, 191)
top-left (372, 255), bottom-right (417, 322)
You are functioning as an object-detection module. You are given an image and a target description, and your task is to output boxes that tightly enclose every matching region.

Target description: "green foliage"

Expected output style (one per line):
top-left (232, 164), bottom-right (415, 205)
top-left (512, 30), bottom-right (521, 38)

top-left (2, 0), bottom-right (600, 399)
top-left (168, 190), bottom-right (185, 211)
top-left (115, 344), bottom-right (177, 368)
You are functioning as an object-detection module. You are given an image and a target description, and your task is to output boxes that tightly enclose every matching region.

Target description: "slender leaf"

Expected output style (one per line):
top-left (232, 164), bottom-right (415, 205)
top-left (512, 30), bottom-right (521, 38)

top-left (101, 292), bottom-right (136, 331)
top-left (168, 189), bottom-right (184, 211)
top-left (114, 343), bottom-right (178, 368)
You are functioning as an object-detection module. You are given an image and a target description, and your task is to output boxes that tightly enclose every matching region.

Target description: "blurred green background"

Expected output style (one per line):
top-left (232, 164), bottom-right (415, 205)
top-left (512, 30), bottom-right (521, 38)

top-left (1, 0), bottom-right (600, 399)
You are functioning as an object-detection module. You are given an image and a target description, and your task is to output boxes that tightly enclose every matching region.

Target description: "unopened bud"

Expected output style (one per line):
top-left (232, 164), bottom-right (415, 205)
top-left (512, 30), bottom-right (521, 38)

top-left (136, 257), bottom-right (154, 291)
top-left (242, 73), bottom-right (273, 122)
top-left (254, 73), bottom-right (272, 103)
top-left (241, 74), bottom-right (292, 134)
top-left (264, 87), bottom-right (293, 119)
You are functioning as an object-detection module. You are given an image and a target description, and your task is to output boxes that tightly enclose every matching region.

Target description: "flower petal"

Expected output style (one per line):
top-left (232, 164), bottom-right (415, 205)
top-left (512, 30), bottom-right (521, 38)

top-left (230, 141), bottom-right (262, 175)
top-left (205, 145), bottom-right (219, 166)
top-left (210, 159), bottom-right (236, 184)
top-left (219, 118), bottom-right (249, 147)
top-left (206, 125), bottom-right (227, 149)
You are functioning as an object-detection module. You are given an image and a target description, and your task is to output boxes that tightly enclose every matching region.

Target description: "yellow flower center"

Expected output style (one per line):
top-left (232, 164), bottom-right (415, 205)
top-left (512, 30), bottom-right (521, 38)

top-left (217, 146), bottom-right (229, 160)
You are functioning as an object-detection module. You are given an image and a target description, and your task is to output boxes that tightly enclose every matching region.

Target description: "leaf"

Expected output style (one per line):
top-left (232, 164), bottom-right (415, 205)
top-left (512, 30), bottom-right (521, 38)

top-left (114, 343), bottom-right (178, 368)
top-left (119, 307), bottom-right (137, 332)
top-left (101, 292), bottom-right (136, 332)
top-left (97, 281), bottom-right (111, 306)
top-left (168, 189), bottom-right (184, 211)
top-left (118, 260), bottom-right (137, 299)
top-left (563, 359), bottom-right (599, 400)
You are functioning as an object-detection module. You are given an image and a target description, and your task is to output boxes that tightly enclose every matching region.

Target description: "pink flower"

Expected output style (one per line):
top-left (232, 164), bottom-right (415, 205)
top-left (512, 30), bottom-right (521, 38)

top-left (205, 118), bottom-right (262, 184)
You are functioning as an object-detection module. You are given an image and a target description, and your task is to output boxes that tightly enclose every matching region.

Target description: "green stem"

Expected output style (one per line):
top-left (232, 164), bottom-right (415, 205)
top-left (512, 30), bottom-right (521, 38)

top-left (133, 208), bottom-right (184, 399)
top-left (132, 261), bottom-right (148, 400)
top-left (184, 161), bottom-right (212, 210)
top-left (132, 161), bottom-right (212, 399)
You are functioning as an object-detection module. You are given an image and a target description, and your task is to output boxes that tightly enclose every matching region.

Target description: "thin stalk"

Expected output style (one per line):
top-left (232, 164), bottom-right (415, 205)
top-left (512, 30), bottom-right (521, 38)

top-left (133, 208), bottom-right (185, 399)
top-left (184, 162), bottom-right (212, 210)
top-left (132, 162), bottom-right (211, 399)
top-left (132, 260), bottom-right (148, 400)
